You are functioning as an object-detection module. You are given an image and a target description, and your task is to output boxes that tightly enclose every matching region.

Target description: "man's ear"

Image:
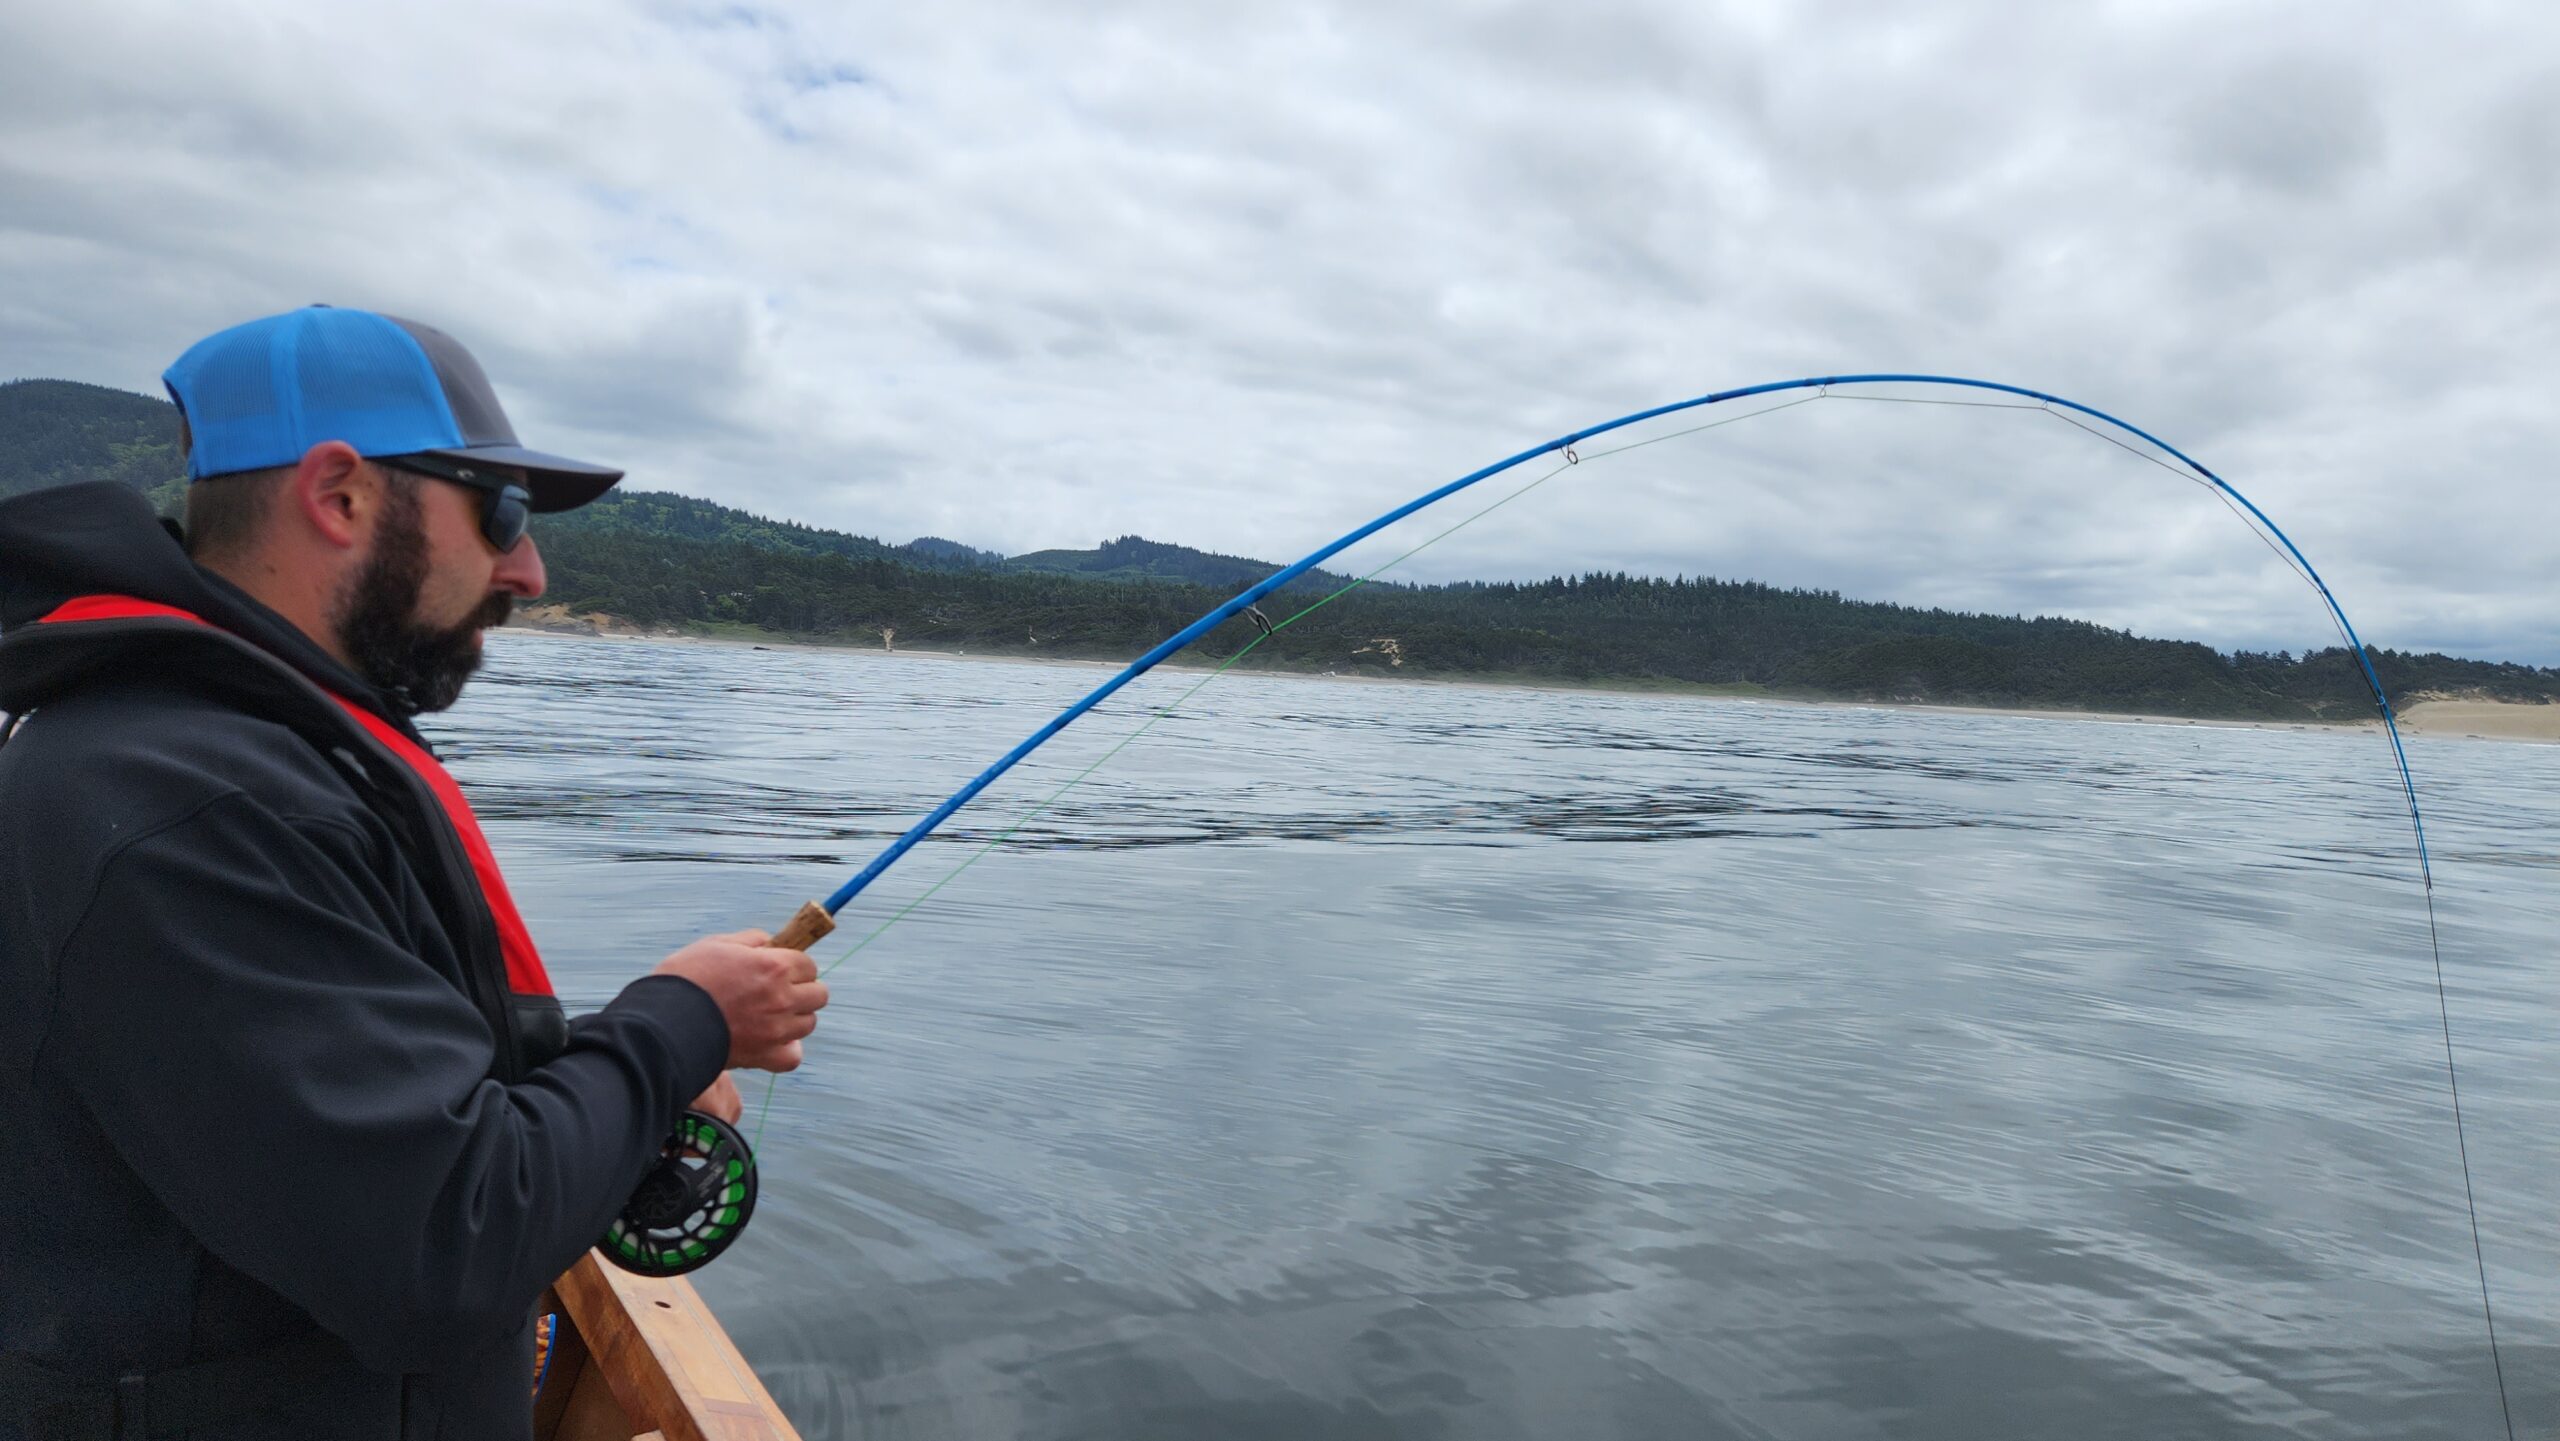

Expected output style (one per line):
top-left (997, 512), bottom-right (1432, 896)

top-left (288, 441), bottom-right (374, 551)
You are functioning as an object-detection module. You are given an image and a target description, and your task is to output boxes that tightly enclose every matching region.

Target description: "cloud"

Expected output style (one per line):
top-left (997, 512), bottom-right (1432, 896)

top-left (2178, 53), bottom-right (2385, 200)
top-left (2, 0), bottom-right (2552, 661)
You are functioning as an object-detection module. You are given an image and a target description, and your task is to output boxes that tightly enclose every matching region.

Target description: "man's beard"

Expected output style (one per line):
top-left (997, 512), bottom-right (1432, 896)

top-left (334, 483), bottom-right (512, 715)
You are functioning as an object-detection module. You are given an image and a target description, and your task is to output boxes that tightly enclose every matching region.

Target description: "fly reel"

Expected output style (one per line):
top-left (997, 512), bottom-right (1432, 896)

top-left (602, 1109), bottom-right (757, 1277)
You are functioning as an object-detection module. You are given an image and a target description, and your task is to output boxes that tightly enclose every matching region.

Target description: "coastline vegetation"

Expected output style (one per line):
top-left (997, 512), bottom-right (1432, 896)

top-left (8, 377), bottom-right (2555, 722)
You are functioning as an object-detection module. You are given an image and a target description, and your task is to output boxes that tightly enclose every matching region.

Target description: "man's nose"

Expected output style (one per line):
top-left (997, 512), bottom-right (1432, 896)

top-left (493, 532), bottom-right (547, 600)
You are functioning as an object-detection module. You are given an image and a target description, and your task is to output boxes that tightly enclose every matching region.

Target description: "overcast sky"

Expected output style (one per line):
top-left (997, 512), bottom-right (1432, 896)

top-left (3, 1), bottom-right (2552, 662)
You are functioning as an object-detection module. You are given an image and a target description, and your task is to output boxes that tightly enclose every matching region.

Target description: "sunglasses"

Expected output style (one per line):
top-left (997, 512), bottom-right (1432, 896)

top-left (380, 454), bottom-right (533, 553)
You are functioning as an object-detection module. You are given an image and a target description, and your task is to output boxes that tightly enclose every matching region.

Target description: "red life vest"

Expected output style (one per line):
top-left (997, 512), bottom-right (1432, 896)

top-left (34, 594), bottom-right (555, 999)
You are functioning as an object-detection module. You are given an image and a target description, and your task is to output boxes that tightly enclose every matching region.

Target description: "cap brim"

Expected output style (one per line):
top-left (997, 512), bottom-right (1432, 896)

top-left (425, 444), bottom-right (623, 513)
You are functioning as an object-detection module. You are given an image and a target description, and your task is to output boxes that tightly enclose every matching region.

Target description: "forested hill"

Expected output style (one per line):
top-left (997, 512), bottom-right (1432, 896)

top-left (6, 377), bottom-right (2555, 720)
top-left (1003, 535), bottom-right (1367, 595)
top-left (0, 379), bottom-right (188, 509)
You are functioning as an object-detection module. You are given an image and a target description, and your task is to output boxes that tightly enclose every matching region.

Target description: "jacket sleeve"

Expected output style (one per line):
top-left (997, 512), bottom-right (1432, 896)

top-left (37, 788), bottom-right (731, 1375)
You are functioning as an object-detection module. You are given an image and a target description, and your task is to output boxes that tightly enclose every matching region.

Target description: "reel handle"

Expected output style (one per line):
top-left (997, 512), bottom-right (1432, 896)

top-left (600, 901), bottom-right (836, 1277)
top-left (602, 1108), bottom-right (758, 1277)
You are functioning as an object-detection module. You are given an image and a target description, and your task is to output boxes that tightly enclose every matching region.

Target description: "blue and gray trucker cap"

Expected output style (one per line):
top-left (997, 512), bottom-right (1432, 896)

top-left (162, 305), bottom-right (623, 512)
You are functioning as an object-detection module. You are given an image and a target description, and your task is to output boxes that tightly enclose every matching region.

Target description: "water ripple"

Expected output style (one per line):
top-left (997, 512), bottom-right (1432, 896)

top-left (444, 632), bottom-right (2560, 1440)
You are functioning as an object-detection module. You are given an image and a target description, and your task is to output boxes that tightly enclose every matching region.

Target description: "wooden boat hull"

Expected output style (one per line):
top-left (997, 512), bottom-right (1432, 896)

top-left (535, 1252), bottom-right (800, 1441)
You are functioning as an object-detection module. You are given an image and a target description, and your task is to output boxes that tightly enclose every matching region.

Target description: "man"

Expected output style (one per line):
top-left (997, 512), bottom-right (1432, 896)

top-left (0, 306), bottom-right (830, 1438)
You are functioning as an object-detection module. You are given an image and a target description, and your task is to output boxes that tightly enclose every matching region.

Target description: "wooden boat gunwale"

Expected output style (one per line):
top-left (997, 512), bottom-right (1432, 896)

top-left (534, 1251), bottom-right (800, 1441)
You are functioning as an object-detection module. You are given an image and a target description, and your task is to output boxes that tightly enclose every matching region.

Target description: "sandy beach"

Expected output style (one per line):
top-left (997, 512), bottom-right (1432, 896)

top-left (2394, 698), bottom-right (2560, 743)
top-left (499, 612), bottom-right (2560, 744)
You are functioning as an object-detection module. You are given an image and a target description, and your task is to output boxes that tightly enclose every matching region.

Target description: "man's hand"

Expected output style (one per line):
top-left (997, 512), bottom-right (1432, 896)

top-left (653, 929), bottom-right (830, 1072)
top-left (689, 1072), bottom-right (744, 1125)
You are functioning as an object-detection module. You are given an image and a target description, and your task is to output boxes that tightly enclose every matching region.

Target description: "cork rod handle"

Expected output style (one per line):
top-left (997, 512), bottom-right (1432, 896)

top-left (768, 901), bottom-right (837, 953)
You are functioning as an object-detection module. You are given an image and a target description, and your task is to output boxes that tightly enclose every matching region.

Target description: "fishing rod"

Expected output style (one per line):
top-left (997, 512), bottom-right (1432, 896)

top-left (602, 372), bottom-right (2512, 1441)
top-left (820, 373), bottom-right (2434, 924)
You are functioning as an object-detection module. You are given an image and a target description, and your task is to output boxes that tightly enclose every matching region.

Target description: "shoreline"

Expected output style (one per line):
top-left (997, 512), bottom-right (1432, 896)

top-left (496, 615), bottom-right (2560, 744)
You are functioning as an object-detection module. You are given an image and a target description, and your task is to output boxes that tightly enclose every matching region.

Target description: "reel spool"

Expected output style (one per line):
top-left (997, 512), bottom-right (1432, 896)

top-left (602, 1109), bottom-right (758, 1277)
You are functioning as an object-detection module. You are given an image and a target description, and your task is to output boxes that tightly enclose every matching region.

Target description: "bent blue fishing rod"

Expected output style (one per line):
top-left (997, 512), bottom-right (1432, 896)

top-left (611, 372), bottom-right (2512, 1441)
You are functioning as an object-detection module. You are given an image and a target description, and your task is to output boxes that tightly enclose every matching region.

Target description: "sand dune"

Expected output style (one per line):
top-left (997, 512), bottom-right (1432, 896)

top-left (2394, 699), bottom-right (2560, 743)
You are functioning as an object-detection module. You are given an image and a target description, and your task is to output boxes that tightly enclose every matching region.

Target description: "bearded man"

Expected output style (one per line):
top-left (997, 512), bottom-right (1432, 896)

top-left (0, 307), bottom-right (829, 1439)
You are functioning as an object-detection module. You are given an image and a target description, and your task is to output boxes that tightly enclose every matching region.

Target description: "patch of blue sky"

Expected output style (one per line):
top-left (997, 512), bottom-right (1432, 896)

top-left (659, 2), bottom-right (779, 31)
top-left (746, 98), bottom-right (811, 145)
top-left (579, 185), bottom-right (650, 218)
top-left (574, 186), bottom-right (716, 274)
top-left (786, 61), bottom-right (871, 93)
top-left (747, 69), bottom-right (884, 146)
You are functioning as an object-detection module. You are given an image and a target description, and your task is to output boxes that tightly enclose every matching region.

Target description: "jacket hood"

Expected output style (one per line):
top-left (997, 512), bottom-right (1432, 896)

top-left (0, 480), bottom-right (406, 725)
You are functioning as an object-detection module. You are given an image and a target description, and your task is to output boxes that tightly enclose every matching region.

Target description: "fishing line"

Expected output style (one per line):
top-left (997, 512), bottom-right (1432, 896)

top-left (744, 474), bottom-right (1588, 1138)
top-left (1688, 394), bottom-right (2510, 1435)
top-left (749, 392), bottom-right (1832, 1142)
top-left (794, 391), bottom-right (1826, 982)
top-left (1795, 398), bottom-right (2508, 1435)
top-left (1838, 388), bottom-right (2325, 597)
top-left (1824, 392), bottom-right (2052, 412)
top-left (2420, 839), bottom-right (2513, 1439)
top-left (2038, 404), bottom-right (2327, 597)
top-left (732, 374), bottom-right (2508, 1434)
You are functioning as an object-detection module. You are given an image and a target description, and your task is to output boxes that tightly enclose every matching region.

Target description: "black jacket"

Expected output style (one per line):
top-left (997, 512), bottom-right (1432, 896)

top-left (0, 482), bottom-right (731, 1438)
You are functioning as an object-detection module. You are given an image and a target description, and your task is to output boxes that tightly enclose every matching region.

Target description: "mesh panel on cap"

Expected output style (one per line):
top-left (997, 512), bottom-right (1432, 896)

top-left (384, 315), bottom-right (521, 448)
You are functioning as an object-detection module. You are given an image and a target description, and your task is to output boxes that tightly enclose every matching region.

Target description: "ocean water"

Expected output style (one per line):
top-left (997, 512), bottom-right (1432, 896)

top-left (438, 630), bottom-right (2558, 1440)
